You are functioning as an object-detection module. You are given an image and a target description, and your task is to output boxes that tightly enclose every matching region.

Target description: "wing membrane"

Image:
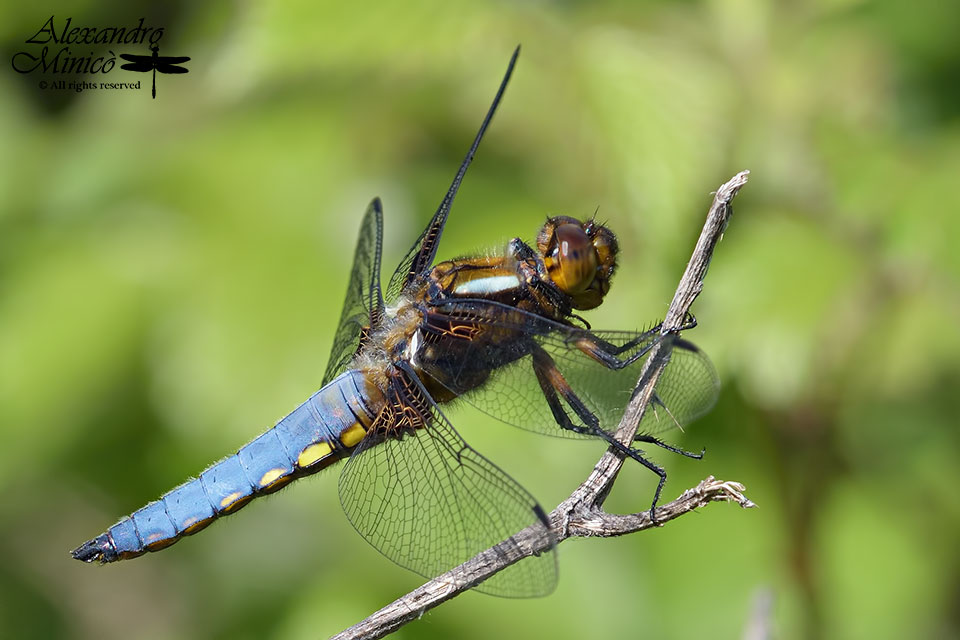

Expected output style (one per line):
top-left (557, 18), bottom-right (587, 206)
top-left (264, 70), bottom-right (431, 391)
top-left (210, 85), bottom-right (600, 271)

top-left (418, 300), bottom-right (719, 438)
top-left (385, 47), bottom-right (520, 303)
top-left (322, 199), bottom-right (385, 385)
top-left (338, 372), bottom-right (557, 597)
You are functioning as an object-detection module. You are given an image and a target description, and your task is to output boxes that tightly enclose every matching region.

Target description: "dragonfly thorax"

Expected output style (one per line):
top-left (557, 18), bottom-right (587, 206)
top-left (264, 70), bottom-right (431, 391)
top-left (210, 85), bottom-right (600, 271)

top-left (354, 298), bottom-right (421, 373)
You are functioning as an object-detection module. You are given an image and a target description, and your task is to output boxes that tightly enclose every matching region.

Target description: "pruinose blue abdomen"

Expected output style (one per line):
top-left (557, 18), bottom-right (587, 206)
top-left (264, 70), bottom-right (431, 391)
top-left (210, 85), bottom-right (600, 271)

top-left (72, 369), bottom-right (380, 563)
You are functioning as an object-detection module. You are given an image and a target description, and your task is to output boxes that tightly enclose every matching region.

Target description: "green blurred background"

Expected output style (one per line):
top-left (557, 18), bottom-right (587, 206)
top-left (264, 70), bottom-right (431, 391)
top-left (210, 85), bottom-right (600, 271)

top-left (2, 1), bottom-right (959, 638)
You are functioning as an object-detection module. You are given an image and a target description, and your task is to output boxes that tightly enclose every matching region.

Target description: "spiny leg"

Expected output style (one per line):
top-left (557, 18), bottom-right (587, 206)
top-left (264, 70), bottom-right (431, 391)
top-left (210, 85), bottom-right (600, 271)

top-left (634, 432), bottom-right (704, 460)
top-left (530, 343), bottom-right (673, 521)
top-left (633, 394), bottom-right (704, 459)
top-left (572, 312), bottom-right (700, 367)
top-left (509, 238), bottom-right (579, 314)
top-left (531, 345), bottom-right (598, 435)
top-left (570, 330), bottom-right (663, 370)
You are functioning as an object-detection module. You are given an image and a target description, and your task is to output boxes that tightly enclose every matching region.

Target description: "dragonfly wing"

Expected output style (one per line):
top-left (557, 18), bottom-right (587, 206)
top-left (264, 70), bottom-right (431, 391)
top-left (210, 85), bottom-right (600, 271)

top-left (322, 198), bottom-right (385, 386)
top-left (531, 331), bottom-right (720, 436)
top-left (120, 61), bottom-right (153, 72)
top-left (385, 47), bottom-right (519, 303)
top-left (156, 65), bottom-right (189, 74)
top-left (338, 367), bottom-right (557, 597)
top-left (418, 300), bottom-right (719, 438)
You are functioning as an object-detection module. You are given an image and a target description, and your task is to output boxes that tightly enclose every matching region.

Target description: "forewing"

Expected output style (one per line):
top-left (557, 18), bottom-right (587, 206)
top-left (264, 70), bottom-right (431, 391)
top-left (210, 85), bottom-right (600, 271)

top-left (322, 198), bottom-right (385, 386)
top-left (418, 301), bottom-right (719, 438)
top-left (385, 47), bottom-right (520, 303)
top-left (120, 60), bottom-right (153, 72)
top-left (338, 379), bottom-right (557, 597)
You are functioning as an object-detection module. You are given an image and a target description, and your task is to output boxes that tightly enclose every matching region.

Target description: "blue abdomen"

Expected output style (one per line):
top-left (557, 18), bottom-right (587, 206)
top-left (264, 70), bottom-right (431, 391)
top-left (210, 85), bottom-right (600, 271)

top-left (72, 369), bottom-right (380, 563)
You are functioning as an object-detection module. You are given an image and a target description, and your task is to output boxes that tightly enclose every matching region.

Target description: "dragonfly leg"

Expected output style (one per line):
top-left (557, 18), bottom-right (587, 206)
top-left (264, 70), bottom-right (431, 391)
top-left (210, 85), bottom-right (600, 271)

top-left (530, 343), bottom-right (670, 520)
top-left (634, 432), bottom-right (704, 459)
top-left (632, 393), bottom-right (705, 460)
top-left (571, 329), bottom-right (663, 370)
top-left (508, 238), bottom-right (541, 271)
top-left (572, 327), bottom-right (704, 373)
top-left (575, 311), bottom-right (698, 363)
top-left (531, 343), bottom-right (602, 430)
top-left (509, 238), bottom-right (579, 314)
top-left (632, 452), bottom-right (667, 525)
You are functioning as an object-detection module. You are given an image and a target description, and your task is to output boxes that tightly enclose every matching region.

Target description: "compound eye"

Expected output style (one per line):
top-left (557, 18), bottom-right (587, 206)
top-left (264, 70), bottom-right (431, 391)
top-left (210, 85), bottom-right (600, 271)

top-left (545, 223), bottom-right (598, 295)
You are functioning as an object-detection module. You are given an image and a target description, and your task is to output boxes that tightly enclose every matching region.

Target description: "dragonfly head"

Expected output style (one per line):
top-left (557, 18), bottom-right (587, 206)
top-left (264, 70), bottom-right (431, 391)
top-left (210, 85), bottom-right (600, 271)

top-left (537, 216), bottom-right (618, 310)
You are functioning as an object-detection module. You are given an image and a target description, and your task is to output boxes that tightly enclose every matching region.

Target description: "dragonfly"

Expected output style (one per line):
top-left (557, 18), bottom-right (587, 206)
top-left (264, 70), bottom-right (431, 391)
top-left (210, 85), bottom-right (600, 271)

top-left (72, 47), bottom-right (719, 597)
top-left (119, 44), bottom-right (190, 99)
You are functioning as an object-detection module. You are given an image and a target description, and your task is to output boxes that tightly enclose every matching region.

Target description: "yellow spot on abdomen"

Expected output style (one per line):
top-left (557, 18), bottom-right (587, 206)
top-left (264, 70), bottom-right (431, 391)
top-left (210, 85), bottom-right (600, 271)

top-left (298, 442), bottom-right (332, 468)
top-left (220, 491), bottom-right (249, 513)
top-left (145, 536), bottom-right (178, 552)
top-left (340, 424), bottom-right (366, 447)
top-left (220, 492), bottom-right (241, 508)
top-left (259, 468), bottom-right (287, 488)
top-left (181, 516), bottom-right (212, 535)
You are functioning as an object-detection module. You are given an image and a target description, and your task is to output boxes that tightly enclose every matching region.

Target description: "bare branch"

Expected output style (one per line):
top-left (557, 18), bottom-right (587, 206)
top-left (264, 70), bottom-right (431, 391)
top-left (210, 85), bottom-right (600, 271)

top-left (664, 170), bottom-right (749, 331)
top-left (333, 477), bottom-right (753, 640)
top-left (333, 170), bottom-right (752, 640)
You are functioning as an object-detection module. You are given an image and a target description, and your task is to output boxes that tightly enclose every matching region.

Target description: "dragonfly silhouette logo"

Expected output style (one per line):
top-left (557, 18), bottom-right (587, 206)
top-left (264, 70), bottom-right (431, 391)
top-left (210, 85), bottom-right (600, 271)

top-left (119, 44), bottom-right (189, 99)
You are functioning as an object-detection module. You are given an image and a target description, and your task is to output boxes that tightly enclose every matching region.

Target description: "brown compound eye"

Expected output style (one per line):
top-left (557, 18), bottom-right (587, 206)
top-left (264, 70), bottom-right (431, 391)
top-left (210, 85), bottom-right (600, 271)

top-left (543, 223), bottom-right (598, 295)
